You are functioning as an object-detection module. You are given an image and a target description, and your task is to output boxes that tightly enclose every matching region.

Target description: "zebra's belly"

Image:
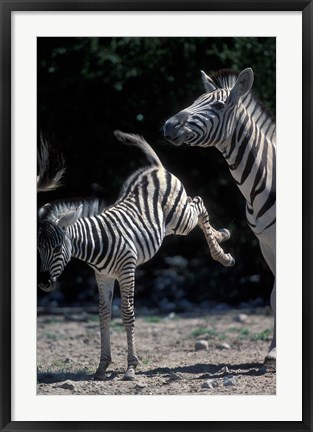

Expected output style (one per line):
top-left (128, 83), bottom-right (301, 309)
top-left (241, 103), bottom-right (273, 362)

top-left (135, 235), bottom-right (164, 266)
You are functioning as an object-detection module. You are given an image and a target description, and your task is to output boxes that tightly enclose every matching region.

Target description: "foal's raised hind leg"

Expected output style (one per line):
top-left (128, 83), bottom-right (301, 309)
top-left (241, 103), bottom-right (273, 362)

top-left (190, 196), bottom-right (235, 267)
top-left (176, 196), bottom-right (235, 267)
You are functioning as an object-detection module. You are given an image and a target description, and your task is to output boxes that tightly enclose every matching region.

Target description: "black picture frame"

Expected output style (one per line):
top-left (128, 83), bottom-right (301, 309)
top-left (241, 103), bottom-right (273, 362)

top-left (1, 1), bottom-right (312, 431)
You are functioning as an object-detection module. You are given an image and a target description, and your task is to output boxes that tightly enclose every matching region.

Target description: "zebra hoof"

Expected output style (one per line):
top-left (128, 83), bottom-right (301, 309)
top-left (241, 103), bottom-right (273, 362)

top-left (219, 228), bottom-right (231, 242)
top-left (263, 348), bottom-right (276, 372)
top-left (226, 254), bottom-right (235, 267)
top-left (94, 363), bottom-right (112, 381)
top-left (94, 371), bottom-right (107, 381)
top-left (94, 371), bottom-right (116, 381)
top-left (123, 366), bottom-right (136, 381)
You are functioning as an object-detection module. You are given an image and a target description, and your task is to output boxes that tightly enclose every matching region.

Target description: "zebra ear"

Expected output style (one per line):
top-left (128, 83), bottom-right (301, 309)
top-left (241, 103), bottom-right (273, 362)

top-left (38, 203), bottom-right (52, 219)
top-left (230, 68), bottom-right (254, 100)
top-left (201, 70), bottom-right (217, 93)
top-left (57, 205), bottom-right (83, 228)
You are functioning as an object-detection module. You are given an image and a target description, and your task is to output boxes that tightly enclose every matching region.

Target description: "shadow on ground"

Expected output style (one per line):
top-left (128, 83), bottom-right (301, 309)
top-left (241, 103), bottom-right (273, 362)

top-left (38, 361), bottom-right (269, 384)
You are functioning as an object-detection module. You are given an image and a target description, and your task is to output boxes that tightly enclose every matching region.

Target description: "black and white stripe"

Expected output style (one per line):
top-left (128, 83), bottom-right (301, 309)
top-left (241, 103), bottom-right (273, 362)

top-left (163, 68), bottom-right (277, 363)
top-left (37, 131), bottom-right (235, 380)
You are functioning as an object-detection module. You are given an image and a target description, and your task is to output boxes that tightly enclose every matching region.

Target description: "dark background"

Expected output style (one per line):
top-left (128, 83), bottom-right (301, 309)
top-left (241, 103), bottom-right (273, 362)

top-left (37, 37), bottom-right (275, 312)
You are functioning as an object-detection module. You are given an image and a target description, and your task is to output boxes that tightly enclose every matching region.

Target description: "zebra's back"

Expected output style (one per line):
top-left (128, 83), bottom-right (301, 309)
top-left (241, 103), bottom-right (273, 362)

top-left (72, 165), bottom-right (192, 273)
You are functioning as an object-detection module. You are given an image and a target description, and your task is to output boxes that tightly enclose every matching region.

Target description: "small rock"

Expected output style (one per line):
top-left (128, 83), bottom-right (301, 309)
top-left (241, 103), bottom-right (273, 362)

top-left (216, 342), bottom-right (230, 350)
top-left (219, 366), bottom-right (230, 375)
top-left (195, 340), bottom-right (208, 351)
top-left (64, 312), bottom-right (88, 322)
top-left (58, 380), bottom-right (75, 390)
top-left (135, 382), bottom-right (147, 389)
top-left (202, 379), bottom-right (219, 389)
top-left (223, 375), bottom-right (236, 386)
top-left (235, 313), bottom-right (249, 323)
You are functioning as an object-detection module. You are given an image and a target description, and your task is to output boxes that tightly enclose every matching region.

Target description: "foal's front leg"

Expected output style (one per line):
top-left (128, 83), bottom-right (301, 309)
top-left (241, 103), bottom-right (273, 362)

top-left (118, 268), bottom-right (139, 381)
top-left (94, 274), bottom-right (115, 380)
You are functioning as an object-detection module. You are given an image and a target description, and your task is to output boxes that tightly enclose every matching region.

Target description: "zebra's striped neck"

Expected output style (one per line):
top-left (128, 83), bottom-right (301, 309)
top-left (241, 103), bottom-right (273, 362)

top-left (219, 98), bottom-right (276, 235)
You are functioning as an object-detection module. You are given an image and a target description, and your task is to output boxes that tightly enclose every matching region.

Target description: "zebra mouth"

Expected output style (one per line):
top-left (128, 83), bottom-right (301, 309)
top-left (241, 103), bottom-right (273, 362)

top-left (38, 278), bottom-right (57, 292)
top-left (165, 129), bottom-right (191, 147)
top-left (163, 119), bottom-right (192, 146)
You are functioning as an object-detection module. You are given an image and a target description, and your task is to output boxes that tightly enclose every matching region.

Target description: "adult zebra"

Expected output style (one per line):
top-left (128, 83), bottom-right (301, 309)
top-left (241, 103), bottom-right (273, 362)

top-left (37, 131), bottom-right (235, 380)
top-left (163, 68), bottom-right (276, 366)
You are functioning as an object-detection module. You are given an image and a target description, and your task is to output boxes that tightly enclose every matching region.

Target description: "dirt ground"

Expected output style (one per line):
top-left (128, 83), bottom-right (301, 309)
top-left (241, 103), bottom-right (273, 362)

top-left (37, 307), bottom-right (275, 395)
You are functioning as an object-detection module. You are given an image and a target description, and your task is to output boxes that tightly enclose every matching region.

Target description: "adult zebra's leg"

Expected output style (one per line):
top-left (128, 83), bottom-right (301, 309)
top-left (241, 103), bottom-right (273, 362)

top-left (265, 281), bottom-right (276, 365)
top-left (118, 267), bottom-right (139, 381)
top-left (94, 274), bottom-right (115, 380)
top-left (259, 232), bottom-right (276, 366)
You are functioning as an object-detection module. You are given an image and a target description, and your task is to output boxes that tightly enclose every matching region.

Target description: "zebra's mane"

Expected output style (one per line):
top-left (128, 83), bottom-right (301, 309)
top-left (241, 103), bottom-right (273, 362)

top-left (211, 69), bottom-right (276, 141)
top-left (39, 196), bottom-right (107, 222)
top-left (210, 69), bottom-right (239, 90)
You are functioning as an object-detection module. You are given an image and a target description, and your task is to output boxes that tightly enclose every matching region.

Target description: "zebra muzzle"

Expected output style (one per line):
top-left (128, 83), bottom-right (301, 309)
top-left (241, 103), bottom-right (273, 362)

top-left (38, 276), bottom-right (57, 292)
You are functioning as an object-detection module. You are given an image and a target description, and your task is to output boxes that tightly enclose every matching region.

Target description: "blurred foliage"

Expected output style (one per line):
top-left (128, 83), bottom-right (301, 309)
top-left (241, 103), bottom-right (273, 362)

top-left (37, 37), bottom-right (275, 308)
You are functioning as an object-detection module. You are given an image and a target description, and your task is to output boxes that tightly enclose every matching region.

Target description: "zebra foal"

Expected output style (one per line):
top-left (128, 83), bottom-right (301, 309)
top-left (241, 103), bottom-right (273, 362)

top-left (163, 68), bottom-right (276, 365)
top-left (38, 132), bottom-right (235, 380)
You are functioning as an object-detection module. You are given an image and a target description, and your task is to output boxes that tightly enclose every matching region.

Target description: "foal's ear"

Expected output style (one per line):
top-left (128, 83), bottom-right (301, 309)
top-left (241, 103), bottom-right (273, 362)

top-left (57, 205), bottom-right (83, 228)
top-left (201, 70), bottom-right (217, 93)
top-left (230, 68), bottom-right (254, 101)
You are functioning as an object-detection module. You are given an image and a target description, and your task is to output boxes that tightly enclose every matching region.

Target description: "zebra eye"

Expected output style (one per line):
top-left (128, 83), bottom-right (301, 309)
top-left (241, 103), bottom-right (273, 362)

top-left (211, 101), bottom-right (225, 110)
top-left (53, 244), bottom-right (62, 255)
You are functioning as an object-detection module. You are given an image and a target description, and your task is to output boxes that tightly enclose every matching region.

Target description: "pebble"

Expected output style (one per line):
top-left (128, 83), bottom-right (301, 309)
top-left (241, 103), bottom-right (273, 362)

top-left (135, 382), bottom-right (147, 389)
top-left (64, 312), bottom-right (88, 322)
top-left (216, 342), bottom-right (230, 350)
top-left (235, 313), bottom-right (249, 323)
top-left (195, 340), bottom-right (208, 351)
top-left (202, 379), bottom-right (219, 389)
top-left (223, 375), bottom-right (236, 386)
top-left (57, 380), bottom-right (75, 390)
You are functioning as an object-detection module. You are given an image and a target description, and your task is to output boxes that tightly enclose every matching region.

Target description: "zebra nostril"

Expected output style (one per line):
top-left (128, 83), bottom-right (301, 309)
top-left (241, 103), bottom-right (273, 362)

top-left (163, 118), bottom-right (179, 139)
